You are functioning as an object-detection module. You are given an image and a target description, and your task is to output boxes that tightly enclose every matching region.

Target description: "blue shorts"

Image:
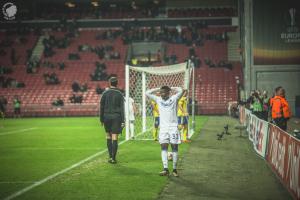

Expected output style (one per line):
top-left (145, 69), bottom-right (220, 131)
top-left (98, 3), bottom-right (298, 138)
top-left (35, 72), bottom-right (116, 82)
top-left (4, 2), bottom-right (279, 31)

top-left (178, 116), bottom-right (188, 125)
top-left (154, 117), bottom-right (160, 128)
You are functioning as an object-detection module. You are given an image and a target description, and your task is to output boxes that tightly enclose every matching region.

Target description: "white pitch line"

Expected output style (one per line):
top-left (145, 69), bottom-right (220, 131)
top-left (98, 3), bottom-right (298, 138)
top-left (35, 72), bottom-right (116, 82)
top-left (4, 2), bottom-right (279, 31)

top-left (135, 138), bottom-right (155, 141)
top-left (0, 181), bottom-right (36, 184)
top-left (3, 140), bottom-right (127, 200)
top-left (0, 128), bottom-right (38, 136)
top-left (3, 128), bottom-right (152, 200)
top-left (8, 147), bottom-right (101, 151)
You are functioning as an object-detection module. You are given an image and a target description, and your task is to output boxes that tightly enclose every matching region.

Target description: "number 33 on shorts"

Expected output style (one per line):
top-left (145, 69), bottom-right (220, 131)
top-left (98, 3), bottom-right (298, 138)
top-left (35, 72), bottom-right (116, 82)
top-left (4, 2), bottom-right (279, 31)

top-left (170, 130), bottom-right (181, 144)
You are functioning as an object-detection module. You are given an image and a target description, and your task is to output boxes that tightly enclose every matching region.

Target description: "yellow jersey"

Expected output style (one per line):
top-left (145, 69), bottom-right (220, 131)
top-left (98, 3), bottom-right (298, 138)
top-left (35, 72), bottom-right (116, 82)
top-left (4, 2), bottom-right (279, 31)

top-left (151, 100), bottom-right (159, 117)
top-left (177, 96), bottom-right (188, 117)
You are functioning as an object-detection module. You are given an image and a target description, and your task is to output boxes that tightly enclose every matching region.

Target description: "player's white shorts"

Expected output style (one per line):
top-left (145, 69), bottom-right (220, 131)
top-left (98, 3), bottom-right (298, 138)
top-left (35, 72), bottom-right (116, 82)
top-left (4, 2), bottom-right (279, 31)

top-left (159, 127), bottom-right (181, 144)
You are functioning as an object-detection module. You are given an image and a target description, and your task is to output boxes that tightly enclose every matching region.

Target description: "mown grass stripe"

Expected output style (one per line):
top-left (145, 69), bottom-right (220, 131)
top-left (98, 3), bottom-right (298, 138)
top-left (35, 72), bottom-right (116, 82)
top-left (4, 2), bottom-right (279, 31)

top-left (3, 140), bottom-right (127, 200)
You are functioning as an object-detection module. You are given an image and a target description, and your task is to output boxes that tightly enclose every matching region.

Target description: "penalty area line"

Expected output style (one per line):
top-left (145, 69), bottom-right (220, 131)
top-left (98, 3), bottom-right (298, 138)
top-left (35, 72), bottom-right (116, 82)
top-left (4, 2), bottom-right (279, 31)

top-left (3, 140), bottom-right (127, 200)
top-left (0, 128), bottom-right (38, 136)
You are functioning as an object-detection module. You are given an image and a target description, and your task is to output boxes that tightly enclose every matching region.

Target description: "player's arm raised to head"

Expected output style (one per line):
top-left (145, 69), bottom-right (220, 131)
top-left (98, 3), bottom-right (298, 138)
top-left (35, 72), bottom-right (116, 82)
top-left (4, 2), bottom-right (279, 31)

top-left (171, 87), bottom-right (183, 100)
top-left (145, 88), bottom-right (160, 101)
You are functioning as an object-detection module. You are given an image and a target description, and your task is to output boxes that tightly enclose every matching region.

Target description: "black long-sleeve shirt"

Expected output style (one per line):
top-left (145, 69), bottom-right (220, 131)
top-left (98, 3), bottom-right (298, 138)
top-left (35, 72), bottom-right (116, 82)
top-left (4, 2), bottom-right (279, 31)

top-left (100, 87), bottom-right (124, 123)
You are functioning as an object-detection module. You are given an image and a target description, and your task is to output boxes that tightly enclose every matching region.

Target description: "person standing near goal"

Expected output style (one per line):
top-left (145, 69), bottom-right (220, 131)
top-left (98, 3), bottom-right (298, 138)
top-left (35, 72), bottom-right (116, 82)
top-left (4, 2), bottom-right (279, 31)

top-left (100, 76), bottom-right (124, 164)
top-left (151, 99), bottom-right (160, 141)
top-left (146, 86), bottom-right (183, 177)
top-left (178, 90), bottom-right (190, 143)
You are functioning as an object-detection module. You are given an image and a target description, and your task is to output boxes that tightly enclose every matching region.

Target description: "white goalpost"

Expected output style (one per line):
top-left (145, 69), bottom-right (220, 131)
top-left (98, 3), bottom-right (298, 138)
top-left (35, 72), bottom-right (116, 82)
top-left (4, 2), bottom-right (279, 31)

top-left (125, 61), bottom-right (195, 141)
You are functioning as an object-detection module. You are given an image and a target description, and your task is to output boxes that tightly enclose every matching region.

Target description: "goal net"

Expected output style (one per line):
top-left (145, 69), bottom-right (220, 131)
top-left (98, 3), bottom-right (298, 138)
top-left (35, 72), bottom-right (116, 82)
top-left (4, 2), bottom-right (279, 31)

top-left (125, 62), bottom-right (194, 140)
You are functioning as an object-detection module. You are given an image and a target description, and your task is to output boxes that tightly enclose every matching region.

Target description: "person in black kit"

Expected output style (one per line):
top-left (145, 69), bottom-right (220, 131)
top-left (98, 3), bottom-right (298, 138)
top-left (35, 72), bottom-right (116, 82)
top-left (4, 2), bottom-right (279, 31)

top-left (100, 76), bottom-right (124, 164)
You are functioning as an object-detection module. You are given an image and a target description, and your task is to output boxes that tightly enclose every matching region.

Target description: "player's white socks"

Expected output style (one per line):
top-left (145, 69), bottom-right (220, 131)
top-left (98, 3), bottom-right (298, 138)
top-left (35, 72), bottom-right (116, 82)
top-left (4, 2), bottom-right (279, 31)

top-left (172, 151), bottom-right (178, 169)
top-left (161, 150), bottom-right (168, 169)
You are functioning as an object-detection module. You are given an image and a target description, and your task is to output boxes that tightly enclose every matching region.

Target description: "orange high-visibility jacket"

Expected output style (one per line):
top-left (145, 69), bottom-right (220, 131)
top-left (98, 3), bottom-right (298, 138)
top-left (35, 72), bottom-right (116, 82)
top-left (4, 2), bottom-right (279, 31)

top-left (270, 96), bottom-right (291, 119)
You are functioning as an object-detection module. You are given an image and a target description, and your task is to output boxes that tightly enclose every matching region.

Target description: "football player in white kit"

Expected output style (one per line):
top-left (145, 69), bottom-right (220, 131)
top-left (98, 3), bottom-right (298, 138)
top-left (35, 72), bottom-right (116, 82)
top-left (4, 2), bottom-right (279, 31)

top-left (146, 86), bottom-right (183, 177)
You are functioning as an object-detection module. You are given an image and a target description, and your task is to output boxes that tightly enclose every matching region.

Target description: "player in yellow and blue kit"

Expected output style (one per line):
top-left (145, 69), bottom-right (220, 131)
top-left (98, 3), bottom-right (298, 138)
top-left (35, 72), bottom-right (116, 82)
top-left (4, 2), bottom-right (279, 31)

top-left (177, 90), bottom-right (190, 142)
top-left (151, 100), bottom-right (160, 141)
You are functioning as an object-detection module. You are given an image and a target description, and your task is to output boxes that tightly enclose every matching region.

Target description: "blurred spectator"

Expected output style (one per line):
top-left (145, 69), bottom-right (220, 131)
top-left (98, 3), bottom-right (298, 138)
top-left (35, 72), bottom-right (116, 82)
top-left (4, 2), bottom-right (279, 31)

top-left (78, 44), bottom-right (91, 52)
top-left (13, 96), bottom-right (21, 118)
top-left (218, 60), bottom-right (232, 70)
top-left (189, 47), bottom-right (195, 57)
top-left (176, 24), bottom-right (182, 35)
top-left (190, 55), bottom-right (201, 68)
top-left (69, 93), bottom-right (83, 104)
top-left (104, 51), bottom-right (111, 60)
top-left (252, 91), bottom-right (263, 119)
top-left (52, 97), bottom-right (64, 106)
top-left (90, 62), bottom-right (109, 81)
top-left (58, 62), bottom-right (65, 70)
top-left (26, 58), bottom-right (40, 73)
top-left (69, 93), bottom-right (76, 103)
top-left (80, 83), bottom-right (88, 92)
top-left (0, 76), bottom-right (25, 88)
top-left (0, 66), bottom-right (13, 74)
top-left (111, 51), bottom-right (120, 59)
top-left (222, 31), bottom-right (228, 41)
top-left (246, 90), bottom-right (255, 111)
top-left (96, 84), bottom-right (104, 94)
top-left (170, 54), bottom-right (177, 64)
top-left (262, 90), bottom-right (270, 121)
top-left (131, 1), bottom-right (138, 11)
top-left (131, 57), bottom-right (138, 65)
top-left (72, 81), bottom-right (81, 92)
top-left (43, 72), bottom-right (60, 85)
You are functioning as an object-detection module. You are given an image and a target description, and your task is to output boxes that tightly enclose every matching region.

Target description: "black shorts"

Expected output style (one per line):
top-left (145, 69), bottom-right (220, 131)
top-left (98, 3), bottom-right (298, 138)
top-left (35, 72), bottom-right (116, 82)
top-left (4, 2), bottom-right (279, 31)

top-left (103, 117), bottom-right (123, 134)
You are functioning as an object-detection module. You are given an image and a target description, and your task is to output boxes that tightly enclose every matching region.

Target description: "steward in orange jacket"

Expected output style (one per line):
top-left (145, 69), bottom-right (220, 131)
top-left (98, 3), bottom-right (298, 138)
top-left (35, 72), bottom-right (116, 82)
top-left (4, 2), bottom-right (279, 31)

top-left (270, 87), bottom-right (291, 131)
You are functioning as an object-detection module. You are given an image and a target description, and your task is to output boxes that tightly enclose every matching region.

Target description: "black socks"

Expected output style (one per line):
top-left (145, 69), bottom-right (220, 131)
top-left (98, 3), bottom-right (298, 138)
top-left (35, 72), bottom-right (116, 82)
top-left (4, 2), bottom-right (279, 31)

top-left (112, 140), bottom-right (118, 161)
top-left (107, 139), bottom-right (112, 159)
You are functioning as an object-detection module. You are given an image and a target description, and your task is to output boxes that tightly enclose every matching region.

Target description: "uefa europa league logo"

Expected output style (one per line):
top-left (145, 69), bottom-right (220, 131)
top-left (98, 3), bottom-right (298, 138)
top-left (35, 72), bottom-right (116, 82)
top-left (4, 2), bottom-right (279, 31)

top-left (2, 2), bottom-right (17, 20)
top-left (289, 8), bottom-right (296, 27)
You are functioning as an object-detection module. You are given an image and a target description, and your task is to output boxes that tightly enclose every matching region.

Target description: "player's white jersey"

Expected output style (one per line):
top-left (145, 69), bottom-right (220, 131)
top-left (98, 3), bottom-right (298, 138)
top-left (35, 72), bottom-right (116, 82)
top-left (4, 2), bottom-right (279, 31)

top-left (146, 87), bottom-right (183, 132)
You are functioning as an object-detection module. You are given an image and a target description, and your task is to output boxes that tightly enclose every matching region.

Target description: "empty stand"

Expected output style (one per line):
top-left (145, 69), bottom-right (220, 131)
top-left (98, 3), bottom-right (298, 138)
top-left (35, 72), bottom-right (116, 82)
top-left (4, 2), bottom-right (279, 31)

top-left (1, 27), bottom-right (241, 116)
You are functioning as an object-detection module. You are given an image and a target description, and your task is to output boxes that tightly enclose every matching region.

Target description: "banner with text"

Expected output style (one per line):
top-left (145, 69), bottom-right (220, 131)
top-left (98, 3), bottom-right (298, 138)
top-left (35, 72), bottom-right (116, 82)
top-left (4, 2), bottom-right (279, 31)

top-left (266, 124), bottom-right (300, 200)
top-left (246, 112), bottom-right (269, 158)
top-left (239, 106), bottom-right (300, 199)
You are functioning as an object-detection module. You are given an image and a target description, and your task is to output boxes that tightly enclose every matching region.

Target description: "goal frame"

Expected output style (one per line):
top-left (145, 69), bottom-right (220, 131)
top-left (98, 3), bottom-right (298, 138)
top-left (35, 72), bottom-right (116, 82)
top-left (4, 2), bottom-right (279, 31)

top-left (125, 61), bottom-right (195, 140)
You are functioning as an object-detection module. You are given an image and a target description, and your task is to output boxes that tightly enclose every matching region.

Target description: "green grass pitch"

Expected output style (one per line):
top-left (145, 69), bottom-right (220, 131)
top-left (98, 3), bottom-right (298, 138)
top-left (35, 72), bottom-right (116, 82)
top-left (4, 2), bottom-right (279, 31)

top-left (0, 116), bottom-right (207, 200)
